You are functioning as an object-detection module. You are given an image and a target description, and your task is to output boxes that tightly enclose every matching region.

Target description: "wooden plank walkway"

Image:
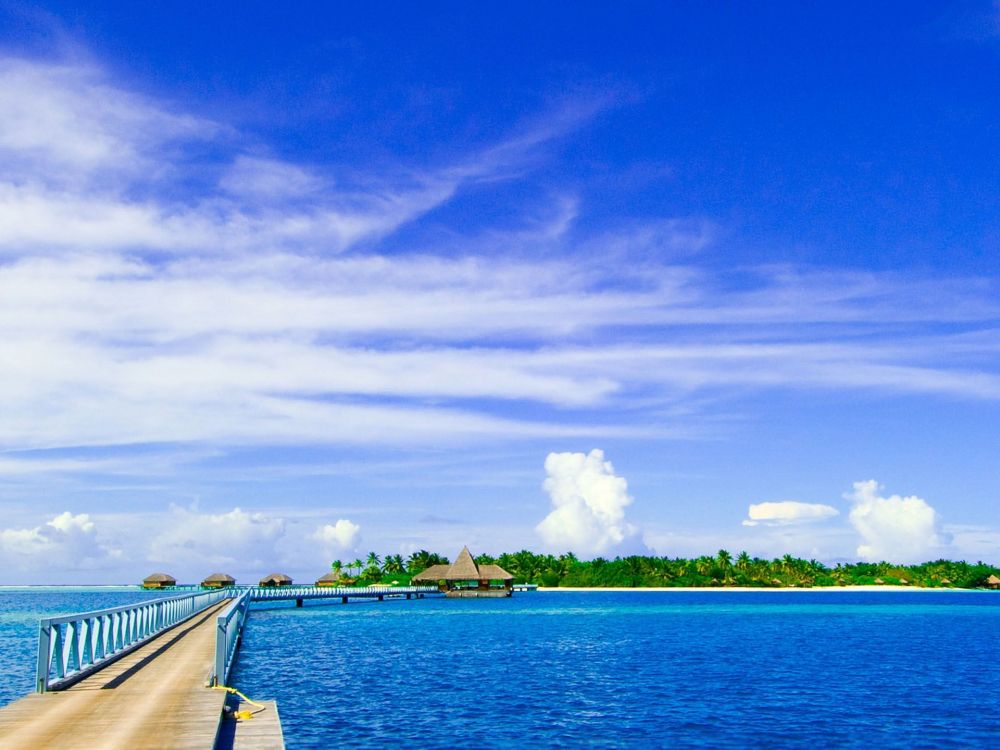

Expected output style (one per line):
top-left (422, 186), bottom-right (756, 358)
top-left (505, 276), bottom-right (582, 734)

top-left (0, 600), bottom-right (233, 749)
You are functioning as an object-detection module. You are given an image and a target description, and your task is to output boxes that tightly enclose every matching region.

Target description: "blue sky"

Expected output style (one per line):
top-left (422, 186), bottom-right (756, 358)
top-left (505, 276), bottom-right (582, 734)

top-left (1, 2), bottom-right (998, 583)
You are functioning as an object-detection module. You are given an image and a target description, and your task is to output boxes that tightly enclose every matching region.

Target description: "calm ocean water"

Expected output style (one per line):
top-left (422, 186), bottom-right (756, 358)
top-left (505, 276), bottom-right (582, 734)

top-left (3, 589), bottom-right (999, 748)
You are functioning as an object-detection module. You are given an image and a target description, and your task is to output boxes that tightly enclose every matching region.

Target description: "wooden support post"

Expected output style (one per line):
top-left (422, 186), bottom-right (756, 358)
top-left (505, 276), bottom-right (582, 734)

top-left (378, 594), bottom-right (384, 602)
top-left (295, 598), bottom-right (303, 608)
top-left (341, 596), bottom-right (348, 604)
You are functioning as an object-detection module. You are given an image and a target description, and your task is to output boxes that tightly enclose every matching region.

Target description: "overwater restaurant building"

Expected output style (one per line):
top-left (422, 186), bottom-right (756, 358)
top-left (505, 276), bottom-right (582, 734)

top-left (412, 546), bottom-right (514, 598)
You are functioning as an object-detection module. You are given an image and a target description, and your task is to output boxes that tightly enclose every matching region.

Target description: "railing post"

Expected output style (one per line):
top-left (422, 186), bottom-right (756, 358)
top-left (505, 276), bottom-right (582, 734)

top-left (36, 620), bottom-right (51, 693)
top-left (215, 613), bottom-right (226, 687)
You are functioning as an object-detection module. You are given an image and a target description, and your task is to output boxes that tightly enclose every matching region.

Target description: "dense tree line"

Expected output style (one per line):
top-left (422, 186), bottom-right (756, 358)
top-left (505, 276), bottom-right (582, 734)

top-left (331, 549), bottom-right (1000, 589)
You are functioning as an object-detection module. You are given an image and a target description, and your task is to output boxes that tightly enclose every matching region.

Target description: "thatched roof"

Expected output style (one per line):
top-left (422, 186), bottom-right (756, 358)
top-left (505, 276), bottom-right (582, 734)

top-left (411, 564), bottom-right (451, 583)
top-left (449, 546), bottom-right (480, 579)
top-left (939, 578), bottom-right (952, 585)
top-left (143, 572), bottom-right (176, 584)
top-left (411, 547), bottom-right (514, 582)
top-left (316, 571), bottom-right (340, 584)
top-left (259, 572), bottom-right (293, 585)
top-left (478, 564), bottom-right (514, 581)
top-left (202, 572), bottom-right (235, 584)
top-left (987, 575), bottom-right (1000, 585)
top-left (874, 578), bottom-right (884, 584)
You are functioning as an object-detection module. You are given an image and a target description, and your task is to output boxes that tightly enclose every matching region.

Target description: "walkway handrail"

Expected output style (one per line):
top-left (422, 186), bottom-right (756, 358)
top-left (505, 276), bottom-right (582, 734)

top-left (36, 588), bottom-right (231, 692)
top-left (248, 585), bottom-right (438, 601)
top-left (213, 589), bottom-right (252, 687)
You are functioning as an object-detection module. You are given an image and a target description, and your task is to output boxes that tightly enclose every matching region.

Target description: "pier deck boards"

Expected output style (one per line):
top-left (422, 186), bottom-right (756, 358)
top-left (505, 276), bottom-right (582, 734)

top-left (0, 601), bottom-right (232, 749)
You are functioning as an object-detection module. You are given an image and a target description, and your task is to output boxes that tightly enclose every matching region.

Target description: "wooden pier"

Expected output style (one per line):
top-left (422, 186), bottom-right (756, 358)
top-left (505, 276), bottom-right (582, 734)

top-left (0, 584), bottom-right (440, 748)
top-left (0, 600), bottom-right (243, 749)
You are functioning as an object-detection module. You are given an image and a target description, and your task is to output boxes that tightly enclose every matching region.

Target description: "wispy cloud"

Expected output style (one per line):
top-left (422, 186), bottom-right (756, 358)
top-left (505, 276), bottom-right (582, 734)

top-left (1, 50), bottom-right (999, 557)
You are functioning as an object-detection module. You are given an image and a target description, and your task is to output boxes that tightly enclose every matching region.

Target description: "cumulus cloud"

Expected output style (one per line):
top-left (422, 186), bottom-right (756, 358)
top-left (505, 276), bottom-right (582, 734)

top-left (743, 501), bottom-right (839, 527)
top-left (536, 449), bottom-right (644, 555)
top-left (147, 505), bottom-right (286, 570)
top-left (0, 511), bottom-right (120, 571)
top-left (313, 519), bottom-right (362, 552)
top-left (846, 480), bottom-right (950, 562)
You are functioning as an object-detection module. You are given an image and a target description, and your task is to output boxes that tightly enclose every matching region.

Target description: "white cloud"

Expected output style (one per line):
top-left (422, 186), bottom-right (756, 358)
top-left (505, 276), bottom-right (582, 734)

top-left (0, 53), bottom-right (997, 462)
top-left (743, 501), bottom-right (839, 527)
top-left (147, 505), bottom-right (286, 570)
top-left (313, 519), bottom-right (362, 552)
top-left (845, 480), bottom-right (950, 562)
top-left (0, 511), bottom-right (120, 571)
top-left (536, 449), bottom-right (644, 556)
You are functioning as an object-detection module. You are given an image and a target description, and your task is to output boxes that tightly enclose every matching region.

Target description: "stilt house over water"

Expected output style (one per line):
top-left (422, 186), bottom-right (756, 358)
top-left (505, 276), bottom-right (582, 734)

top-left (315, 571), bottom-right (340, 587)
top-left (412, 546), bottom-right (514, 597)
top-left (201, 572), bottom-right (236, 588)
top-left (142, 572), bottom-right (176, 589)
top-left (259, 572), bottom-right (293, 587)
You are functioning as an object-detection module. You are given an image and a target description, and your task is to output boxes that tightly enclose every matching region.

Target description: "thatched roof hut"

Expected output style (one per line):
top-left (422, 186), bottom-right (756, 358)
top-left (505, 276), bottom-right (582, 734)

top-left (259, 572), bottom-right (293, 587)
top-left (412, 546), bottom-right (514, 597)
top-left (142, 572), bottom-right (176, 589)
top-left (316, 571), bottom-right (341, 587)
top-left (201, 572), bottom-right (236, 588)
top-left (987, 574), bottom-right (1000, 590)
top-left (874, 577), bottom-right (884, 584)
top-left (477, 564), bottom-right (515, 582)
top-left (939, 578), bottom-right (952, 586)
top-left (412, 564), bottom-right (450, 582)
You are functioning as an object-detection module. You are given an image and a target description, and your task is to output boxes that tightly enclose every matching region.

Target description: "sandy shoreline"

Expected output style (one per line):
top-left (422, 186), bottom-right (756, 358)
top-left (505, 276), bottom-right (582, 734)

top-left (537, 585), bottom-right (965, 592)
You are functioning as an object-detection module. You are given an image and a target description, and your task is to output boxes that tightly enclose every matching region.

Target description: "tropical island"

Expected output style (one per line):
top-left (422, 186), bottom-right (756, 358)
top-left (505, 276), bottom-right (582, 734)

top-left (331, 550), bottom-right (1000, 589)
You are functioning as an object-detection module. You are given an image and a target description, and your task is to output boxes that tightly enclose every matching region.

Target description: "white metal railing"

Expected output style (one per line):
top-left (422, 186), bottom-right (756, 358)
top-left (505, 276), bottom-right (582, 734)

top-left (213, 589), bottom-right (252, 687)
top-left (36, 589), bottom-right (231, 692)
top-left (248, 584), bottom-right (437, 601)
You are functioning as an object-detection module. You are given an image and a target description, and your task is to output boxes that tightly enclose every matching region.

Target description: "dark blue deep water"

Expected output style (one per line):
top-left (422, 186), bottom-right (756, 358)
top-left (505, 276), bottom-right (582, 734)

top-left (232, 591), bottom-right (1000, 749)
top-left (4, 589), bottom-right (1000, 748)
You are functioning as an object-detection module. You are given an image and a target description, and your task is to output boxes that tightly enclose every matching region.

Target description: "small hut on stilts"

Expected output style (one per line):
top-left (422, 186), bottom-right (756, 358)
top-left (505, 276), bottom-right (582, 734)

top-left (142, 572), bottom-right (176, 589)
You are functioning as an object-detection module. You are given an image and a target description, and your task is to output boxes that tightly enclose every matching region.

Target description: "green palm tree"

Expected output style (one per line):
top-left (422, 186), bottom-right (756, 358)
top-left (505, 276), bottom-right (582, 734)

top-left (366, 551), bottom-right (382, 572)
top-left (350, 558), bottom-right (363, 578)
top-left (383, 554), bottom-right (405, 574)
top-left (408, 550), bottom-right (432, 573)
top-left (736, 551), bottom-right (751, 572)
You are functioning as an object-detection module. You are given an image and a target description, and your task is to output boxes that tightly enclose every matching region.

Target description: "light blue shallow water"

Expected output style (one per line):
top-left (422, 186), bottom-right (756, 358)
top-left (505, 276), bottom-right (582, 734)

top-left (3, 590), bottom-right (1000, 748)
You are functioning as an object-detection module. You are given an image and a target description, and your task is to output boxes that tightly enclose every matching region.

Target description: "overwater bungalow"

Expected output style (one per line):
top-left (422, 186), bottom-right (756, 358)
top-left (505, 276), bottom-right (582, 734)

top-left (315, 571), bottom-right (340, 587)
top-left (987, 575), bottom-right (1000, 590)
top-left (201, 572), bottom-right (236, 588)
top-left (259, 573), bottom-right (293, 587)
top-left (142, 572), bottom-right (176, 589)
top-left (412, 546), bottom-right (514, 598)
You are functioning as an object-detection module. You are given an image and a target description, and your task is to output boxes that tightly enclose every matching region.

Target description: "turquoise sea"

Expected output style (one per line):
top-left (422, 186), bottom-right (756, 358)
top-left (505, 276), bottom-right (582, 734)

top-left (3, 589), bottom-right (1000, 748)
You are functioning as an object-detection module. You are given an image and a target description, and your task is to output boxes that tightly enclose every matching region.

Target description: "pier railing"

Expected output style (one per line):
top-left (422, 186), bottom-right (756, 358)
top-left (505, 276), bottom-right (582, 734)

top-left (248, 584), bottom-right (439, 602)
top-left (36, 589), bottom-right (231, 692)
top-left (213, 589), bottom-right (252, 687)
